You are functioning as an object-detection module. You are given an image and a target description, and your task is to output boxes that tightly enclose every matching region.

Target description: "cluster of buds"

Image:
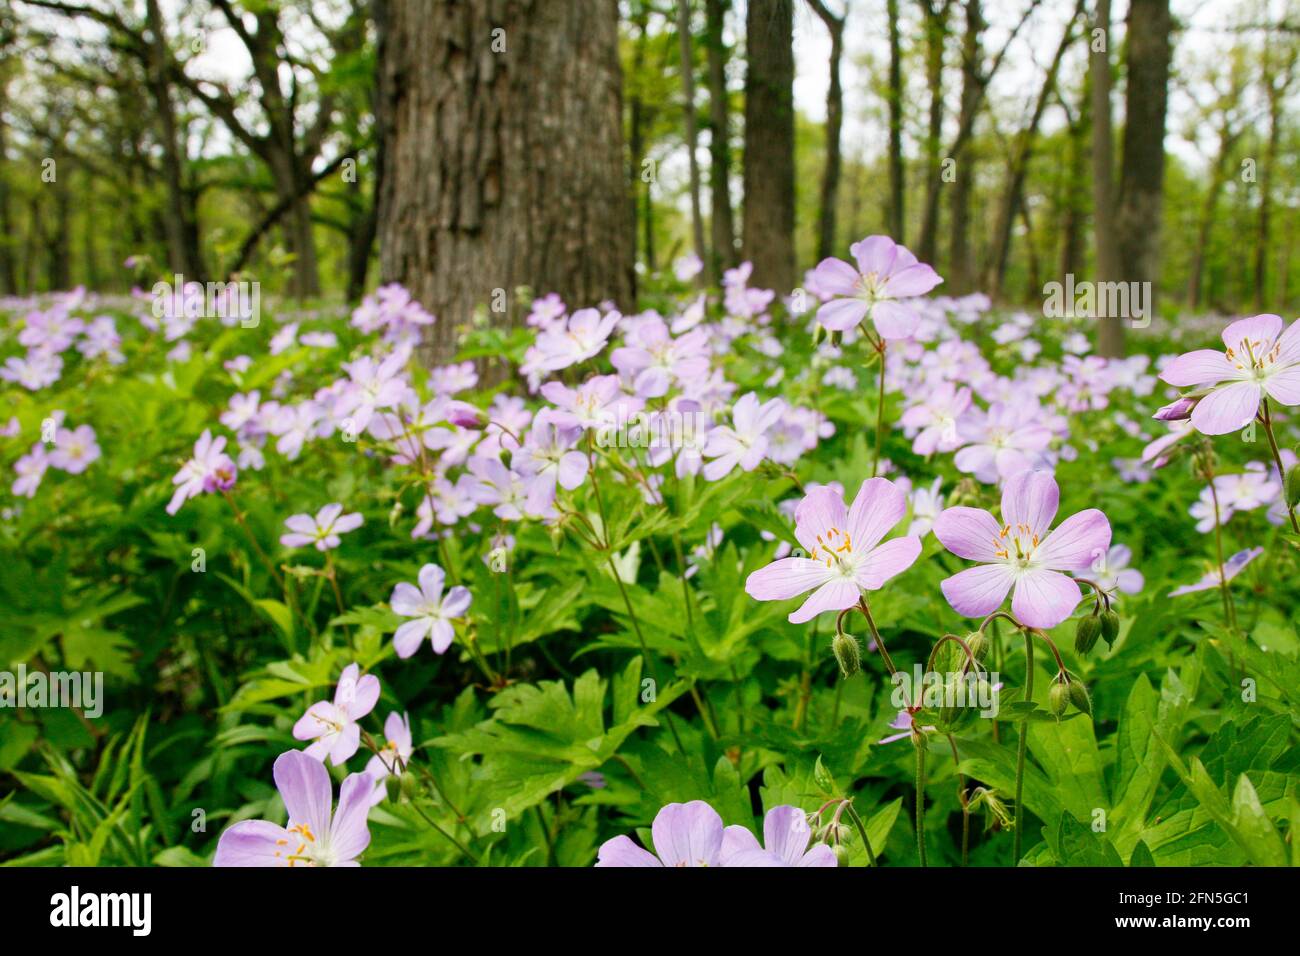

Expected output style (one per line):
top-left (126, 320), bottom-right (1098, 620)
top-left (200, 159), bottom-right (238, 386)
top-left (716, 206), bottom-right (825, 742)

top-left (1047, 669), bottom-right (1091, 718)
top-left (1075, 603), bottom-right (1119, 654)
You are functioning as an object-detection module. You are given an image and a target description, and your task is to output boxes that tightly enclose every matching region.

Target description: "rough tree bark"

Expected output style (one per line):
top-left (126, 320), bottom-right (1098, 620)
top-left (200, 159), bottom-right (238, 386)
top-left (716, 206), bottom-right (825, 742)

top-left (144, 0), bottom-right (202, 279)
top-left (886, 0), bottom-right (905, 241)
top-left (679, 0), bottom-right (707, 279)
top-left (377, 0), bottom-right (634, 362)
top-left (947, 0), bottom-right (983, 295)
top-left (1091, 0), bottom-right (1122, 355)
top-left (984, 0), bottom-right (1082, 297)
top-left (1113, 0), bottom-right (1172, 350)
top-left (742, 0), bottom-right (795, 293)
top-left (808, 0), bottom-right (846, 262)
top-left (1255, 42), bottom-right (1296, 310)
top-left (916, 0), bottom-right (950, 263)
top-left (706, 0), bottom-right (736, 273)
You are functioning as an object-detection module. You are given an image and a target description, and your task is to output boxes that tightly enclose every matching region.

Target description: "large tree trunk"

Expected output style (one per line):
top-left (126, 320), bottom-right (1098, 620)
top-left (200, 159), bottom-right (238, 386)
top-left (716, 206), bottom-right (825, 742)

top-left (1091, 0), bottom-right (1122, 355)
top-left (916, 0), bottom-right (949, 263)
top-left (947, 0), bottom-right (983, 295)
top-left (886, 0), bottom-right (905, 241)
top-left (0, 110), bottom-right (16, 294)
top-left (678, 0), bottom-right (707, 278)
top-left (809, 1), bottom-right (845, 262)
top-left (1058, 99), bottom-right (1087, 281)
top-left (705, 0), bottom-right (736, 273)
top-left (984, 0), bottom-right (1079, 296)
top-left (1188, 122), bottom-right (1242, 309)
top-left (1252, 44), bottom-right (1295, 310)
top-left (144, 0), bottom-right (202, 279)
top-left (1112, 0), bottom-right (1171, 350)
top-left (377, 0), bottom-right (634, 362)
top-left (742, 0), bottom-right (795, 292)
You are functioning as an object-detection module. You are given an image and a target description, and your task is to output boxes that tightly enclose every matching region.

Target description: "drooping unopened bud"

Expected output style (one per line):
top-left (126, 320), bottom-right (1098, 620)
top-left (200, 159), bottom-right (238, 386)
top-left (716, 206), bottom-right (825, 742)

top-left (1099, 610), bottom-right (1120, 648)
top-left (1068, 680), bottom-right (1092, 717)
top-left (834, 843), bottom-right (851, 867)
top-left (832, 632), bottom-right (861, 678)
top-left (1048, 679), bottom-right (1070, 717)
top-left (1075, 614), bottom-right (1101, 655)
top-left (966, 631), bottom-right (990, 663)
top-left (385, 774), bottom-right (402, 804)
top-left (1285, 463), bottom-right (1300, 509)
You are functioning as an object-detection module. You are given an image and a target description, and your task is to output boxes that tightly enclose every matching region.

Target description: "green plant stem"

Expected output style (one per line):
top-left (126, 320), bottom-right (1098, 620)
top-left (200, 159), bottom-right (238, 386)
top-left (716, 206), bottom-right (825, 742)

top-left (871, 341), bottom-right (887, 478)
top-left (1261, 399), bottom-right (1300, 533)
top-left (1206, 475), bottom-right (1239, 634)
top-left (1013, 627), bottom-right (1033, 864)
top-left (842, 799), bottom-right (879, 867)
top-left (948, 733), bottom-right (970, 867)
top-left (915, 735), bottom-right (928, 867)
top-left (409, 801), bottom-right (480, 865)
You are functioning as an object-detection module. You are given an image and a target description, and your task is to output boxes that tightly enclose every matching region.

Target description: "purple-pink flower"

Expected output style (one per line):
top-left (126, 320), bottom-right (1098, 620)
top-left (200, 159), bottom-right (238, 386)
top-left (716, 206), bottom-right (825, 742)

top-left (292, 663), bottom-right (379, 765)
top-left (166, 429), bottom-right (237, 515)
top-left (48, 424), bottom-right (101, 474)
top-left (811, 235), bottom-right (942, 340)
top-left (213, 750), bottom-right (372, 867)
top-left (1168, 547), bottom-right (1263, 597)
top-left (1158, 313), bottom-right (1300, 435)
top-left (933, 470), bottom-right (1111, 629)
top-left (279, 503), bottom-right (363, 551)
top-left (389, 563), bottom-right (472, 657)
top-left (745, 478), bottom-right (921, 623)
top-left (720, 805), bottom-right (837, 867)
top-left (595, 800), bottom-right (831, 867)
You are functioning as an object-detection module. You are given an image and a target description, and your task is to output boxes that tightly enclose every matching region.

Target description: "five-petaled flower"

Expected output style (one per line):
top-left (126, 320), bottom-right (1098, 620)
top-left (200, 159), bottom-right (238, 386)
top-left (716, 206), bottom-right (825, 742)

top-left (811, 235), bottom-right (943, 340)
top-left (280, 502), bottom-right (363, 551)
top-left (389, 563), bottom-right (472, 657)
top-left (292, 663), bottom-right (379, 765)
top-left (933, 470), bottom-right (1111, 629)
top-left (213, 750), bottom-right (372, 867)
top-left (745, 478), bottom-right (921, 623)
top-left (1158, 313), bottom-right (1300, 435)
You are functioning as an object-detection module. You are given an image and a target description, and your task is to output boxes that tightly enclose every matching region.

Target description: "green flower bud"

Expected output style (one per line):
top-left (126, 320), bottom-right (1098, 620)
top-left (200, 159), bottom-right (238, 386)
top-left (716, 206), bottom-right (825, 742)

top-left (1048, 680), bottom-right (1070, 717)
top-left (1075, 614), bottom-right (1101, 655)
top-left (400, 770), bottom-right (419, 799)
top-left (385, 774), bottom-right (402, 804)
top-left (966, 631), bottom-right (990, 663)
top-left (1285, 463), bottom-right (1300, 509)
top-left (1099, 610), bottom-right (1120, 648)
top-left (813, 755), bottom-right (836, 794)
top-left (1068, 680), bottom-right (1092, 717)
top-left (832, 632), bottom-right (861, 678)
top-left (834, 843), bottom-right (851, 867)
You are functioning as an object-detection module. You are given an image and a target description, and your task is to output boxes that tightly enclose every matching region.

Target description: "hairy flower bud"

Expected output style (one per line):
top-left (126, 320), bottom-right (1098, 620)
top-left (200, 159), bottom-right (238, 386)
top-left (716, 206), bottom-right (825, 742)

top-left (966, 631), bottom-right (989, 663)
top-left (1285, 463), bottom-right (1300, 509)
top-left (1099, 610), bottom-right (1120, 648)
top-left (834, 843), bottom-right (851, 867)
top-left (832, 632), bottom-right (861, 678)
top-left (813, 755), bottom-right (836, 794)
top-left (1068, 680), bottom-right (1092, 717)
top-left (1048, 680), bottom-right (1070, 717)
top-left (1075, 614), bottom-right (1101, 655)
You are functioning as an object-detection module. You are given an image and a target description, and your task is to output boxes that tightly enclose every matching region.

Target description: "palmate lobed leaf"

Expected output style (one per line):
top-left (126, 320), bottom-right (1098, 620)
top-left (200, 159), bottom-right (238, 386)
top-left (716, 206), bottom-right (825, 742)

top-left (432, 658), bottom-right (688, 823)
